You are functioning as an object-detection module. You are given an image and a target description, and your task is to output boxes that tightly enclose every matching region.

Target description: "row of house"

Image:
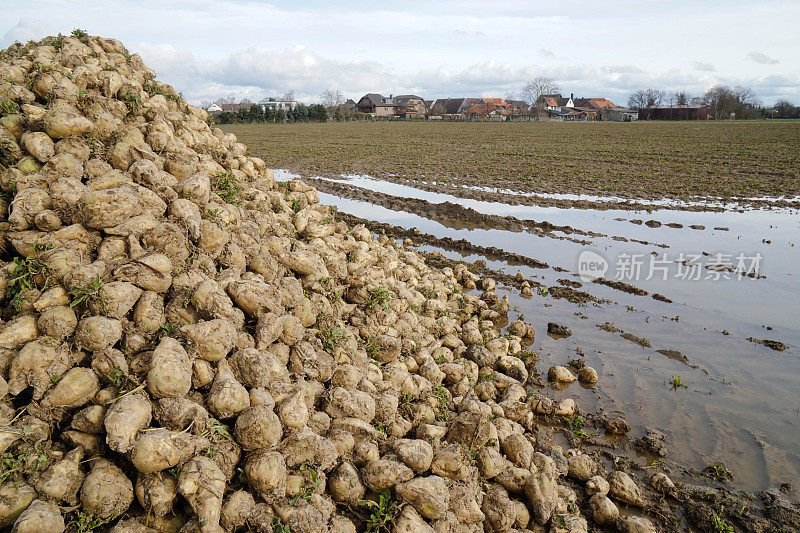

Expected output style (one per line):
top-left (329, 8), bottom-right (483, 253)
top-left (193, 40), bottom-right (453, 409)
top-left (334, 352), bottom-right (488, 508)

top-left (355, 94), bottom-right (531, 119)
top-left (207, 92), bottom-right (707, 122)
top-left (354, 92), bottom-right (641, 121)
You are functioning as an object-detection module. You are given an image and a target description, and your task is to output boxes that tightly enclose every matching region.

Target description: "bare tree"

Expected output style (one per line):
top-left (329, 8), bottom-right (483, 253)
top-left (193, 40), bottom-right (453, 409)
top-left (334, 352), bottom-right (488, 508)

top-left (704, 85), bottom-right (734, 118)
top-left (280, 90), bottom-right (295, 102)
top-left (674, 91), bottom-right (688, 106)
top-left (733, 85), bottom-right (760, 108)
top-left (627, 89), bottom-right (665, 109)
top-left (200, 100), bottom-right (212, 109)
top-left (646, 89), bottom-right (665, 107)
top-left (703, 85), bottom-right (761, 119)
top-left (627, 90), bottom-right (647, 110)
top-left (773, 99), bottom-right (799, 118)
top-left (520, 77), bottom-right (560, 106)
top-left (320, 88), bottom-right (344, 108)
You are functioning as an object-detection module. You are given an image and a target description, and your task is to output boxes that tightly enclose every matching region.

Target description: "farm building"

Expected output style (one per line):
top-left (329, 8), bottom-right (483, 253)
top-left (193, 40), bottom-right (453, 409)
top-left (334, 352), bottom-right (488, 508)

top-left (356, 93), bottom-right (397, 116)
top-left (430, 97), bottom-right (484, 116)
top-left (393, 95), bottom-right (428, 117)
top-left (573, 97), bottom-right (616, 109)
top-left (506, 100), bottom-right (529, 114)
top-left (638, 105), bottom-right (709, 120)
top-left (464, 100), bottom-right (513, 119)
top-left (356, 93), bottom-right (427, 117)
top-left (479, 99), bottom-right (514, 114)
top-left (547, 108), bottom-right (589, 121)
top-left (598, 107), bottom-right (639, 121)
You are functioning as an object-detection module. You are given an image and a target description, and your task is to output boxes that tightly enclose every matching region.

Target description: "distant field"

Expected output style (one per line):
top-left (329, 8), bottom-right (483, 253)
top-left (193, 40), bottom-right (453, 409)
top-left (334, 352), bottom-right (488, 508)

top-left (222, 121), bottom-right (800, 199)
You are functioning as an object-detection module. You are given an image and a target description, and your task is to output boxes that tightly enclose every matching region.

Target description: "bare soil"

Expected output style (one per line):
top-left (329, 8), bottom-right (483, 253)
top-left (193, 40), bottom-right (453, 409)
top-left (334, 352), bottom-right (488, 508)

top-left (225, 121), bottom-right (800, 210)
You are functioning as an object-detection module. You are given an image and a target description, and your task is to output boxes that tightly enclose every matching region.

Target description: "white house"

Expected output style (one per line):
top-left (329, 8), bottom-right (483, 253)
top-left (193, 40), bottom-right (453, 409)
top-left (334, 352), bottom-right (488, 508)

top-left (206, 102), bottom-right (223, 113)
top-left (259, 98), bottom-right (298, 112)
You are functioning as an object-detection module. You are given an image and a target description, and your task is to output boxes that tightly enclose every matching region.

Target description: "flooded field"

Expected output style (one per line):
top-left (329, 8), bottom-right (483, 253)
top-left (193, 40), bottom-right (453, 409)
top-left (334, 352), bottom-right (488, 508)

top-left (276, 169), bottom-right (800, 493)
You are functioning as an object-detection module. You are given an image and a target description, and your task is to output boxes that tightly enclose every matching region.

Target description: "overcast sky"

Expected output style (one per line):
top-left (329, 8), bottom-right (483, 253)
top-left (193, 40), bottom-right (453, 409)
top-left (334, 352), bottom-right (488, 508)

top-left (2, 0), bottom-right (798, 106)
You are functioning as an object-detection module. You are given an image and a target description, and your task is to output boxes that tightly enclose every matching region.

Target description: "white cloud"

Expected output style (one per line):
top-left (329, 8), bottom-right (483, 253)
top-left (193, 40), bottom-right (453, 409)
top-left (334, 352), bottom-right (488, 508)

top-left (135, 43), bottom-right (391, 103)
top-left (0, 18), bottom-right (50, 46)
top-left (747, 51), bottom-right (779, 64)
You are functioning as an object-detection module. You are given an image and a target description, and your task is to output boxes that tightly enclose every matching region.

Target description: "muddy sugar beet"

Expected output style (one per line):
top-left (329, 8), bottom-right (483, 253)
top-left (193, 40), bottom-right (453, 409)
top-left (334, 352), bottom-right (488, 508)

top-left (0, 34), bottom-right (665, 533)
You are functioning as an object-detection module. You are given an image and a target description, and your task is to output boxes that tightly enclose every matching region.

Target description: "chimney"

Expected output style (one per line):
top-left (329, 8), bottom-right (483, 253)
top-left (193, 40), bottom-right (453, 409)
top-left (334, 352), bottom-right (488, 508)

top-left (389, 94), bottom-right (393, 99)
top-left (570, 92), bottom-right (574, 100)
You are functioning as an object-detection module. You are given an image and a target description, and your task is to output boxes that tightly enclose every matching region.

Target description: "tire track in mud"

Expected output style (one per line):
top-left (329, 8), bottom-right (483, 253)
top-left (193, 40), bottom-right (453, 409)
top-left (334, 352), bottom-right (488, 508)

top-left (308, 177), bottom-right (669, 249)
top-left (362, 176), bottom-right (800, 213)
top-left (319, 180), bottom-right (669, 303)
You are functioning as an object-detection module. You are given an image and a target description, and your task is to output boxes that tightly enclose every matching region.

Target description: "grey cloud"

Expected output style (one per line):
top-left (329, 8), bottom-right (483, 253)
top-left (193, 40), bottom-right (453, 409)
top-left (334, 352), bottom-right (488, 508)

top-left (654, 69), bottom-right (709, 87)
top-left (758, 74), bottom-right (797, 87)
top-left (601, 65), bottom-right (643, 74)
top-left (748, 74), bottom-right (799, 103)
top-left (747, 51), bottom-right (779, 64)
top-left (693, 61), bottom-right (715, 72)
top-left (454, 29), bottom-right (486, 38)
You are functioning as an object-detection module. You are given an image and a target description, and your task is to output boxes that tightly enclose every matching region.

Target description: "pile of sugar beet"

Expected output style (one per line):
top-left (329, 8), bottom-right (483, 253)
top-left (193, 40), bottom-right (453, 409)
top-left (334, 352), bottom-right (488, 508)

top-left (0, 33), bottom-right (797, 533)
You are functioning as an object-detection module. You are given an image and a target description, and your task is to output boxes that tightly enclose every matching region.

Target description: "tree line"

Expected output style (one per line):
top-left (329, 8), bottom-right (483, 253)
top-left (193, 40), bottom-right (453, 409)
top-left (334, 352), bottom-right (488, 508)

top-left (213, 103), bottom-right (330, 125)
top-left (627, 86), bottom-right (799, 119)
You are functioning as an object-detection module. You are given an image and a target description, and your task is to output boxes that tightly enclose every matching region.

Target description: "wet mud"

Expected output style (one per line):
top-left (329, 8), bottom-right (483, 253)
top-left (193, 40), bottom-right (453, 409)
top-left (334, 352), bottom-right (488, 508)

top-left (364, 176), bottom-right (800, 213)
top-left (309, 177), bottom-right (668, 247)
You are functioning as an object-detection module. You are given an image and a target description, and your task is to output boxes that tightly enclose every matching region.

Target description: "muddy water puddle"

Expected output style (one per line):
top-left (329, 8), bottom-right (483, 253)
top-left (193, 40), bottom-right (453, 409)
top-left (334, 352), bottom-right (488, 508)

top-left (280, 170), bottom-right (800, 491)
